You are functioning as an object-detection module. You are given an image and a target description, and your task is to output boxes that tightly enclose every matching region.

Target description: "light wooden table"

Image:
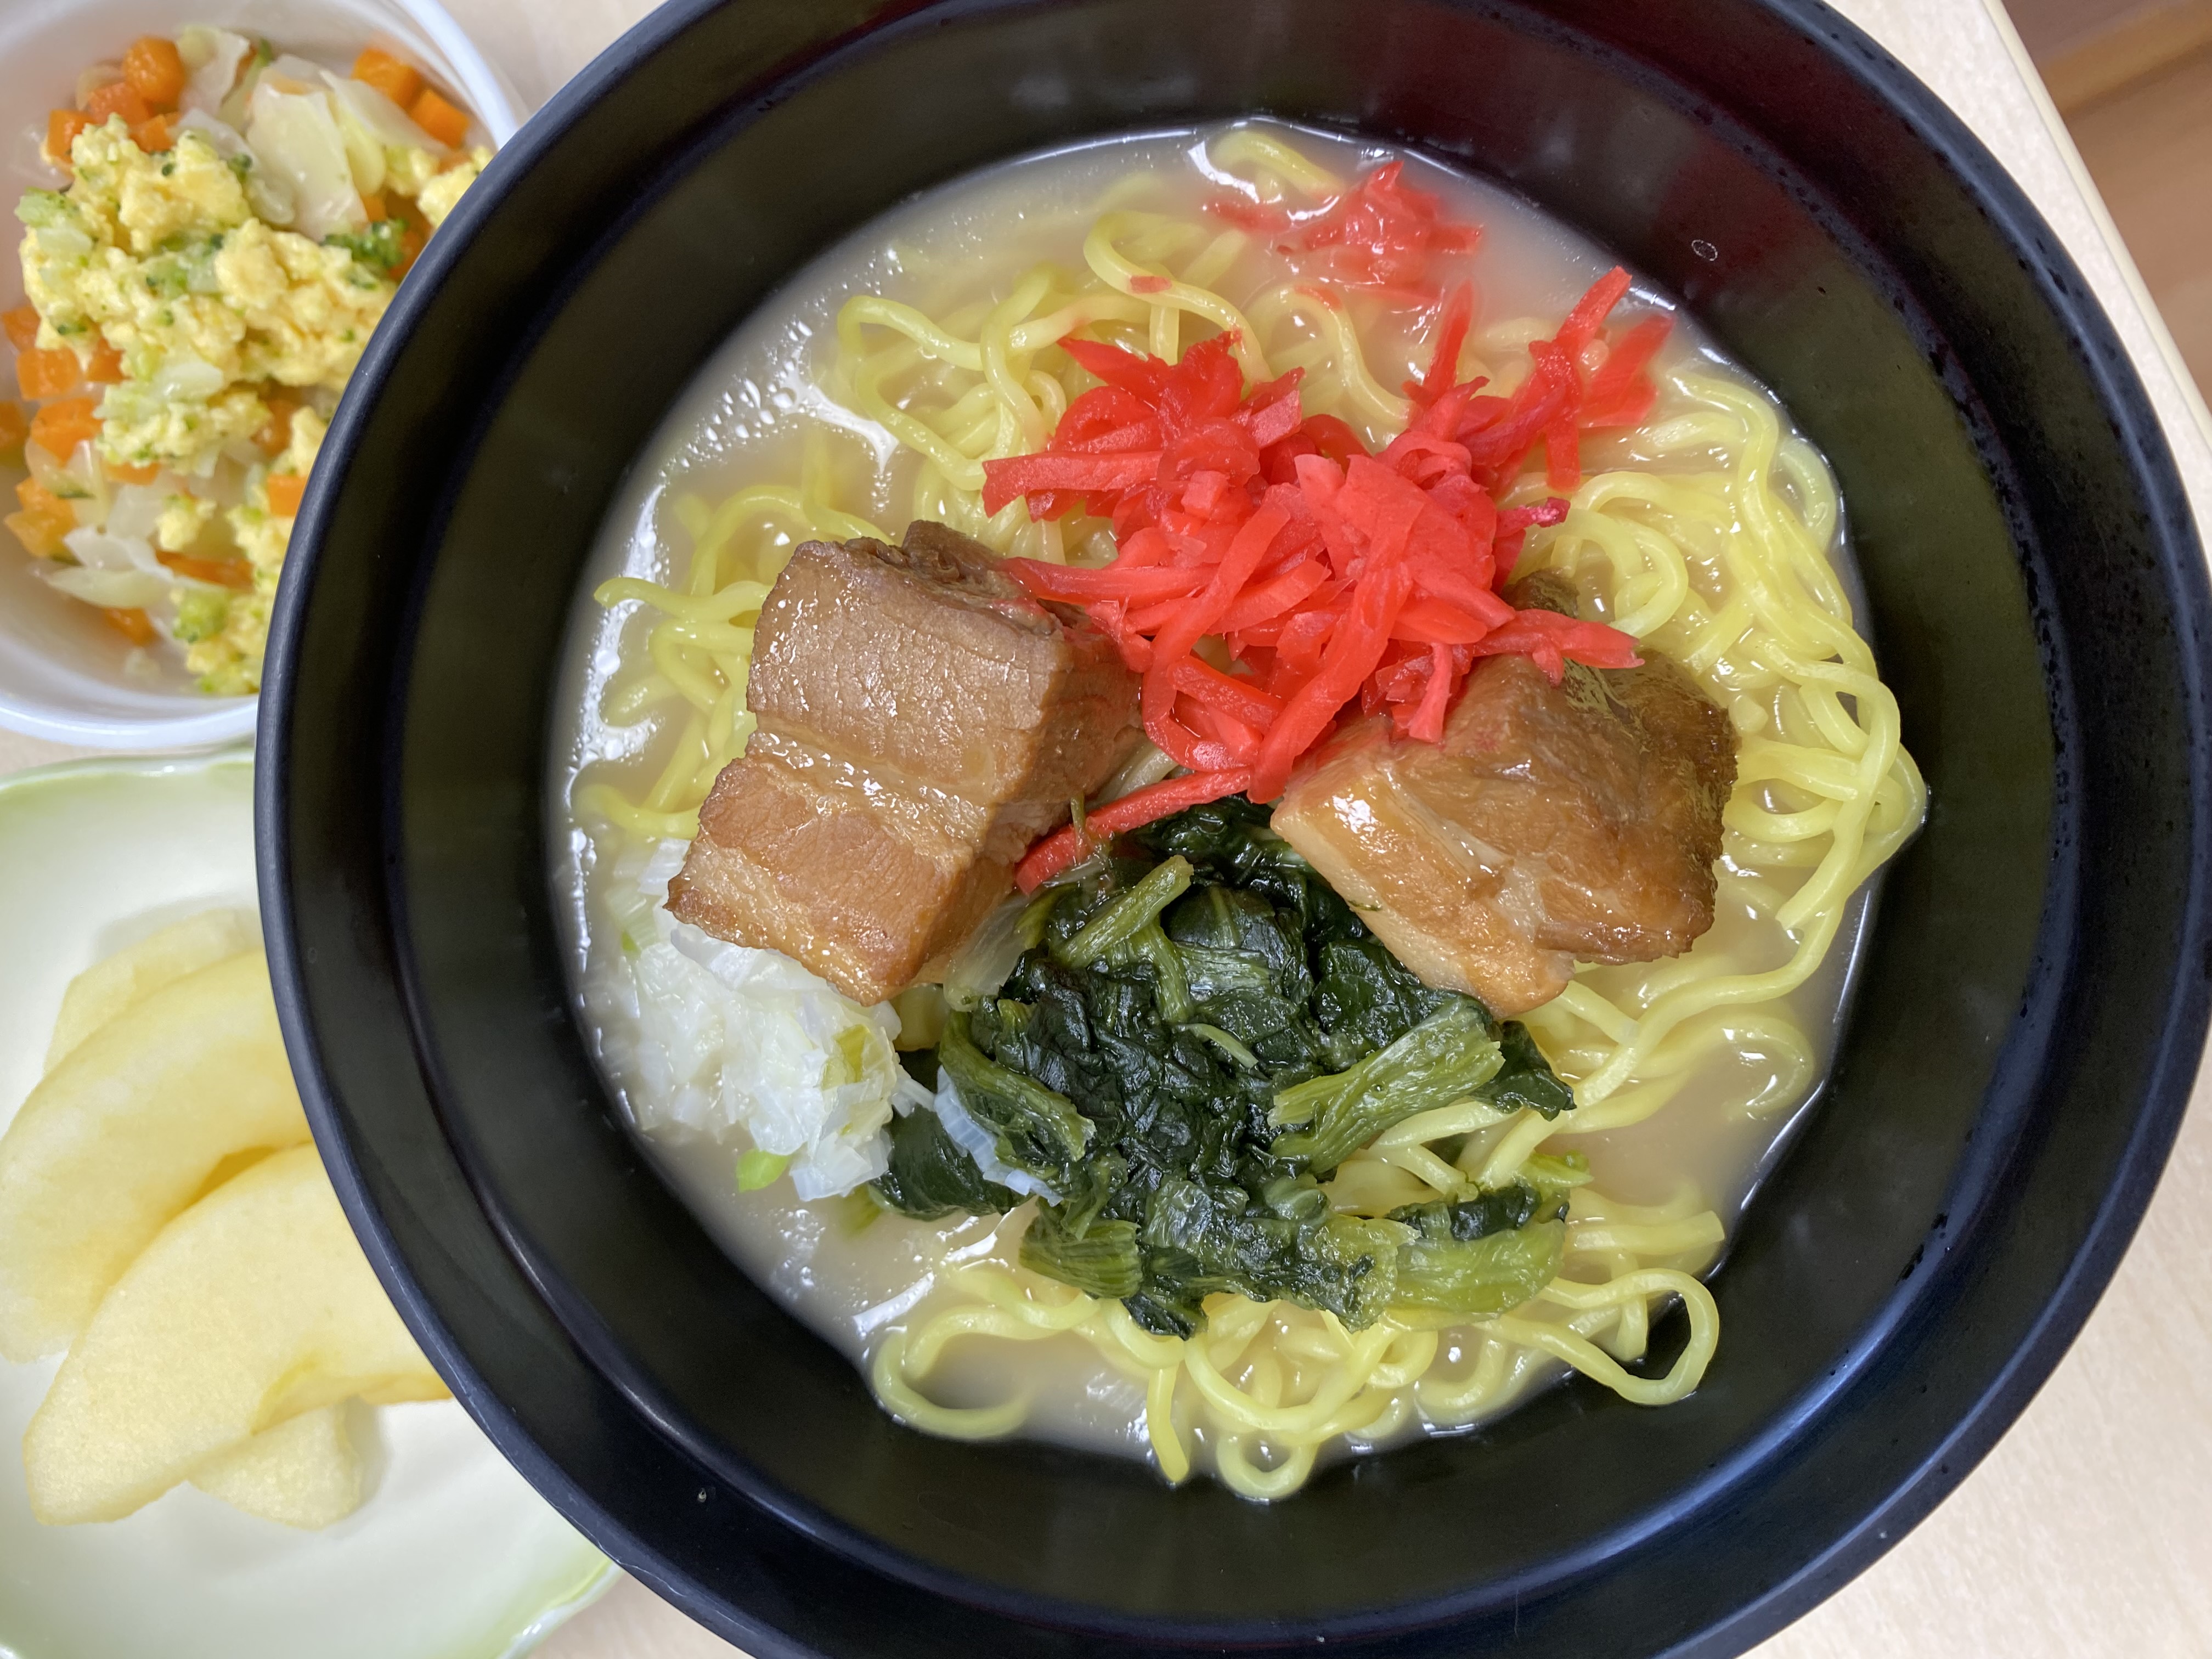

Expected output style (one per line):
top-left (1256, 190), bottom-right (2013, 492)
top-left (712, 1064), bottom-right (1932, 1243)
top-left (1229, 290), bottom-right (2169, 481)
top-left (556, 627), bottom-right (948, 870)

top-left (7, 1), bottom-right (2209, 1652)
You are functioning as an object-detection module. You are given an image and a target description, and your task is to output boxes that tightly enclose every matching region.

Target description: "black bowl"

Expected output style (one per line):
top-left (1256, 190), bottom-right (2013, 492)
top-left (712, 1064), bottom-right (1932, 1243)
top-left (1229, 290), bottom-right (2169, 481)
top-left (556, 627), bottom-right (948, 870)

top-left (258, 1), bottom-right (2212, 1654)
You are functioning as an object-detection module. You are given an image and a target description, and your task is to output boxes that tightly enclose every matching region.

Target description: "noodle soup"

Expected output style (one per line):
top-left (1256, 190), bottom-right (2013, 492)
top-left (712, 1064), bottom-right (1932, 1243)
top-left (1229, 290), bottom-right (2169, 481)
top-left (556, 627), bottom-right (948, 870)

top-left (549, 121), bottom-right (1925, 1497)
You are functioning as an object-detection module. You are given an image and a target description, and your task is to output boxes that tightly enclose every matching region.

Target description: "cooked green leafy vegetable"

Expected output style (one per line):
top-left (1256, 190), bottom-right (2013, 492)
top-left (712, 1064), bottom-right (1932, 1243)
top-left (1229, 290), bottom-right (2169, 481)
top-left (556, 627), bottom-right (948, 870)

top-left (1487, 1020), bottom-right (1578, 1120)
top-left (873, 1108), bottom-right (1018, 1220)
top-left (872, 798), bottom-right (1577, 1335)
top-left (1268, 998), bottom-right (1504, 1170)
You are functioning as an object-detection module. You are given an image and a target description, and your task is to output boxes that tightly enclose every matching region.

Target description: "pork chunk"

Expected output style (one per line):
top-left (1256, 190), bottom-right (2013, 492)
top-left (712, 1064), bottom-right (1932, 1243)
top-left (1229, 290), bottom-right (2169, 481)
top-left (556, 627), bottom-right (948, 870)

top-left (1274, 616), bottom-right (1736, 1017)
top-left (668, 522), bottom-right (1142, 1005)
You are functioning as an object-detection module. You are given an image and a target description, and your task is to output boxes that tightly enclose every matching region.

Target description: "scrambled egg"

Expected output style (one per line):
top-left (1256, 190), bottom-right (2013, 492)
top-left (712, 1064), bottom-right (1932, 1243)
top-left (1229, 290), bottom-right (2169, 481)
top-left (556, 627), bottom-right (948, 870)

top-left (180, 405), bottom-right (328, 692)
top-left (15, 107), bottom-right (483, 692)
top-left (21, 122), bottom-right (392, 475)
top-left (416, 148), bottom-right (491, 228)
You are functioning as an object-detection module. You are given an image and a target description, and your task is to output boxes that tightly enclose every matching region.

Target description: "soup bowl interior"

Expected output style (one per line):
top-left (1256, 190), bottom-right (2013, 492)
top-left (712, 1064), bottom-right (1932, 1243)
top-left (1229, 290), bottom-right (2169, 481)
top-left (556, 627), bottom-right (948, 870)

top-left (259, 1), bottom-right (2211, 1655)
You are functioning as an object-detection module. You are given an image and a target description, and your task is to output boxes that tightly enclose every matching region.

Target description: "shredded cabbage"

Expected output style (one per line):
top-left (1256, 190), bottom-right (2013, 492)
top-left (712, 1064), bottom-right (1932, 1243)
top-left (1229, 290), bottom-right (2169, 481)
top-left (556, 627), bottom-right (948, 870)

top-left (245, 76), bottom-right (364, 240)
top-left (610, 839), bottom-right (918, 1199)
top-left (930, 1076), bottom-right (1061, 1201)
top-left (60, 525), bottom-right (162, 574)
top-left (938, 895), bottom-right (1030, 1012)
top-left (320, 71), bottom-right (435, 149)
top-left (43, 565), bottom-right (171, 608)
top-left (177, 26), bottom-right (251, 115)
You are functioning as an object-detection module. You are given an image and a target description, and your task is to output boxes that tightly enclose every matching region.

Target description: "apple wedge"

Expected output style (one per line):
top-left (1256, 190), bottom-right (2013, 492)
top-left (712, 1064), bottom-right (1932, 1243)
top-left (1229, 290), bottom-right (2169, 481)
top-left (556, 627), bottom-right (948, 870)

top-left (23, 1143), bottom-right (447, 1525)
top-left (0, 949), bottom-right (309, 1361)
top-left (44, 908), bottom-right (259, 1073)
top-left (189, 1404), bottom-right (364, 1530)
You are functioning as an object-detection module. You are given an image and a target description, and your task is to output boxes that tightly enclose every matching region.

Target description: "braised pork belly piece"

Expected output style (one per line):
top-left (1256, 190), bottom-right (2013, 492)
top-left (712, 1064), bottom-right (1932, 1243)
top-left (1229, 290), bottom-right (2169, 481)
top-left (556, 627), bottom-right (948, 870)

top-left (668, 521), bottom-right (1143, 1005)
top-left (1273, 575), bottom-right (1737, 1016)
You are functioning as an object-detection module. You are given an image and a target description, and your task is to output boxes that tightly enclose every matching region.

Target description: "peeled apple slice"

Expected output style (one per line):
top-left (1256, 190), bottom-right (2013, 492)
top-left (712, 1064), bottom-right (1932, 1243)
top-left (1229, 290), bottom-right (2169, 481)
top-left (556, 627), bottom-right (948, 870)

top-left (22, 1144), bottom-right (448, 1525)
top-left (43, 907), bottom-right (258, 1071)
top-left (0, 950), bottom-right (309, 1361)
top-left (189, 1404), bottom-right (364, 1530)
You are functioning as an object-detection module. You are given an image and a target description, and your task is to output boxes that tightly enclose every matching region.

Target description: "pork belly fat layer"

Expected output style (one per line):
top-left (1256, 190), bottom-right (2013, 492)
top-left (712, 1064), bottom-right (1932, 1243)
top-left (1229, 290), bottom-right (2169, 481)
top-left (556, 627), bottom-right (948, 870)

top-left (1274, 646), bottom-right (1736, 1017)
top-left (668, 522), bottom-right (1142, 1005)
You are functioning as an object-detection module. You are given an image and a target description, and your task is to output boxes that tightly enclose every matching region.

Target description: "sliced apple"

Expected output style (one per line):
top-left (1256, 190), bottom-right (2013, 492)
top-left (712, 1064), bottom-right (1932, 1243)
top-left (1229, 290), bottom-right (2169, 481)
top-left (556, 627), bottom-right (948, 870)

top-left (44, 907), bottom-right (259, 1073)
top-left (23, 1143), bottom-right (447, 1525)
top-left (189, 1404), bottom-right (364, 1530)
top-left (0, 949), bottom-right (309, 1361)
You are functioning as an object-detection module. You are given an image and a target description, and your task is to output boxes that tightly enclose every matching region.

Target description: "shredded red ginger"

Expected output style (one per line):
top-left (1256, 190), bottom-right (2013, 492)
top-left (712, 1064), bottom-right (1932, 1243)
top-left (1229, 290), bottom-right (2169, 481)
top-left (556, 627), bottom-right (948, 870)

top-left (1204, 159), bottom-right (1482, 297)
top-left (986, 251), bottom-right (1672, 893)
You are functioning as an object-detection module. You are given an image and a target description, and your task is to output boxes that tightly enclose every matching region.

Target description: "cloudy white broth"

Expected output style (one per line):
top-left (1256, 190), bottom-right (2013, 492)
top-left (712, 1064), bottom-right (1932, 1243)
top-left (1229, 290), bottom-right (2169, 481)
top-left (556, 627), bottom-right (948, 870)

top-left (549, 121), bottom-right (1926, 1497)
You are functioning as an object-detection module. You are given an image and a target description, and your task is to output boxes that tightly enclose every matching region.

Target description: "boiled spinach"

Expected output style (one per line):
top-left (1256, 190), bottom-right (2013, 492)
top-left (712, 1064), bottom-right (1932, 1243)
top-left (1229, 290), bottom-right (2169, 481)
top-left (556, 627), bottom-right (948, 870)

top-left (872, 799), bottom-right (1578, 1335)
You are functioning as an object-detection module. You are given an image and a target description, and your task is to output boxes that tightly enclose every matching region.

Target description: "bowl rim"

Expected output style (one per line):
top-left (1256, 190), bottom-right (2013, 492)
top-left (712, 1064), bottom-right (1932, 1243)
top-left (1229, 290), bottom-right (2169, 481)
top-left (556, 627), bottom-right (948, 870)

top-left (0, 0), bottom-right (522, 752)
top-left (258, 0), bottom-right (2212, 1651)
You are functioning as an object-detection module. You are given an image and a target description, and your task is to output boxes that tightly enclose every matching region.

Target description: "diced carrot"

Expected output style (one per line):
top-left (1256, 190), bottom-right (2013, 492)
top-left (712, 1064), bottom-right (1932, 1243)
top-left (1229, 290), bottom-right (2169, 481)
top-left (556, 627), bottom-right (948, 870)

top-left (159, 550), bottom-right (255, 589)
top-left (17, 347), bottom-right (82, 400)
top-left (131, 114), bottom-right (173, 154)
top-left (121, 36), bottom-right (188, 108)
top-left (83, 81), bottom-right (153, 126)
top-left (359, 189), bottom-right (387, 223)
top-left (408, 87), bottom-right (470, 148)
top-left (30, 395), bottom-right (102, 458)
top-left (266, 472), bottom-right (308, 517)
top-left (1, 306), bottom-right (40, 352)
top-left (253, 394), bottom-right (298, 457)
top-left (0, 401), bottom-right (25, 454)
top-left (8, 478), bottom-right (78, 557)
top-left (7, 514), bottom-right (57, 558)
top-left (44, 109), bottom-right (94, 166)
top-left (85, 338), bottom-right (124, 383)
top-left (103, 607), bottom-right (157, 645)
top-left (353, 47), bottom-right (424, 109)
top-left (106, 459), bottom-right (159, 485)
top-left (16, 476), bottom-right (70, 516)
top-left (392, 219), bottom-right (428, 279)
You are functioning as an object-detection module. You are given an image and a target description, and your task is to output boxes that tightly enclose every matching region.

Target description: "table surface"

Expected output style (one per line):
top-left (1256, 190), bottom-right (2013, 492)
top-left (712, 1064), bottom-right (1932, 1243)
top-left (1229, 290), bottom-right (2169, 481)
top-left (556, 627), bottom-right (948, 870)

top-left (7, 1), bottom-right (2211, 1654)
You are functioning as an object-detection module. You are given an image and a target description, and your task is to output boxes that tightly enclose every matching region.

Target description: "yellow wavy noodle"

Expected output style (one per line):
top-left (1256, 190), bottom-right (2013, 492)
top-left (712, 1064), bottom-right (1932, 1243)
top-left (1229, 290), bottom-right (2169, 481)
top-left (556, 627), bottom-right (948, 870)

top-left (575, 127), bottom-right (1927, 1499)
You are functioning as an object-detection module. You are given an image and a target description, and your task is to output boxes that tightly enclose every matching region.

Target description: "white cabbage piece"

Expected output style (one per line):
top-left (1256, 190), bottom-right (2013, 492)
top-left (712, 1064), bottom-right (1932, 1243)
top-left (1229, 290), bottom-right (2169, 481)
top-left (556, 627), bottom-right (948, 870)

top-left (174, 108), bottom-right (252, 166)
top-left (245, 79), bottom-right (365, 241)
top-left (177, 26), bottom-right (252, 115)
top-left (105, 484), bottom-right (171, 542)
top-left (27, 440), bottom-right (103, 516)
top-left (328, 98), bottom-right (385, 195)
top-left (939, 895), bottom-right (1030, 1012)
top-left (61, 526), bottom-right (162, 574)
top-left (930, 1076), bottom-right (1059, 1200)
top-left (151, 356), bottom-right (227, 402)
top-left (321, 71), bottom-right (435, 149)
top-left (176, 108), bottom-right (297, 225)
top-left (261, 53), bottom-right (331, 90)
top-left (610, 840), bottom-right (911, 1199)
top-left (43, 566), bottom-right (171, 609)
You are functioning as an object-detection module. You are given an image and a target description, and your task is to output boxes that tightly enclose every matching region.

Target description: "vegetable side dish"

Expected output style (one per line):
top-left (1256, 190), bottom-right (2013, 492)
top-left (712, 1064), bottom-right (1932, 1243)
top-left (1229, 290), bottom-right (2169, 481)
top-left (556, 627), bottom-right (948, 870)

top-left (3, 29), bottom-right (489, 692)
top-left (556, 122), bottom-right (1928, 1497)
